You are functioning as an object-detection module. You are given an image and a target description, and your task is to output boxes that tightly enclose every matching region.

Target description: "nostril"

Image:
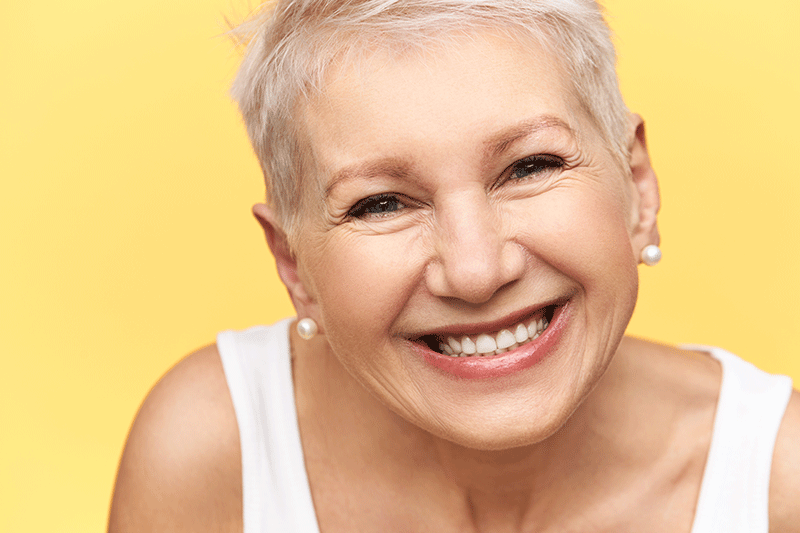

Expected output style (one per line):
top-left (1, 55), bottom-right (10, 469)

top-left (425, 211), bottom-right (525, 303)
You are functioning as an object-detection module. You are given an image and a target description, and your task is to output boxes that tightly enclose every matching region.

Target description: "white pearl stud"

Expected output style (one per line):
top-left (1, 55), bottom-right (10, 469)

top-left (296, 318), bottom-right (318, 340)
top-left (641, 244), bottom-right (662, 266)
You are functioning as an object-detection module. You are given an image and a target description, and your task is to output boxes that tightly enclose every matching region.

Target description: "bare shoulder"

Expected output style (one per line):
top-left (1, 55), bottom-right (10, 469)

top-left (770, 389), bottom-right (800, 533)
top-left (108, 345), bottom-right (242, 533)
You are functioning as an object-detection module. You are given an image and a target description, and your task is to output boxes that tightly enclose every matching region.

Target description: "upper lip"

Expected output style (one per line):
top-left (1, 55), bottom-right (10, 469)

top-left (405, 296), bottom-right (568, 340)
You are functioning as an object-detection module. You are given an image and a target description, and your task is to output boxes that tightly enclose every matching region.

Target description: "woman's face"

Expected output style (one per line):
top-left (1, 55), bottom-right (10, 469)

top-left (290, 31), bottom-right (649, 449)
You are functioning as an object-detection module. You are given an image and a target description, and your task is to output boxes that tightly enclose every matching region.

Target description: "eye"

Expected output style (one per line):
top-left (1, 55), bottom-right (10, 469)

top-left (508, 154), bottom-right (564, 181)
top-left (347, 193), bottom-right (408, 219)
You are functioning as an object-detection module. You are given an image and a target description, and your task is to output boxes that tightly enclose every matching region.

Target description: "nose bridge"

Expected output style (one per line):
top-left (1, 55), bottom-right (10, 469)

top-left (428, 190), bottom-right (523, 303)
top-left (441, 189), bottom-right (498, 254)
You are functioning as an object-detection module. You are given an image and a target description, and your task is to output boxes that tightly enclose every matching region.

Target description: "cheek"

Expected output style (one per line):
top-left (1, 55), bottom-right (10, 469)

top-left (307, 230), bottom-right (423, 349)
top-left (509, 182), bottom-right (638, 297)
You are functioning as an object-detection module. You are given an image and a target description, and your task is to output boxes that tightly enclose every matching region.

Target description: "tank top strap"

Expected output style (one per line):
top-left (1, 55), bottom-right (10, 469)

top-left (684, 345), bottom-right (792, 533)
top-left (217, 319), bottom-right (321, 533)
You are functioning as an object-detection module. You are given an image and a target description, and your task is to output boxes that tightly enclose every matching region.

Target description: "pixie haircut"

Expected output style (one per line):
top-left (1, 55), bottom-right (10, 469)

top-left (230, 0), bottom-right (629, 240)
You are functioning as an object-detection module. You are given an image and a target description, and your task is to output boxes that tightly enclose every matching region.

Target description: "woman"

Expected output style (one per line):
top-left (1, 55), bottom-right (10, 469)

top-left (109, 1), bottom-right (800, 531)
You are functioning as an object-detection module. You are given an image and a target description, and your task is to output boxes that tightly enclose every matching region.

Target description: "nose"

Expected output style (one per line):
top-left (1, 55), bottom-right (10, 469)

top-left (425, 191), bottom-right (525, 304)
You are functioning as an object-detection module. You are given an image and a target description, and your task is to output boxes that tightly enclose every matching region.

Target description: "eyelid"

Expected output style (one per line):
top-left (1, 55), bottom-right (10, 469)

top-left (499, 153), bottom-right (565, 187)
top-left (513, 153), bottom-right (565, 169)
top-left (347, 192), bottom-right (410, 220)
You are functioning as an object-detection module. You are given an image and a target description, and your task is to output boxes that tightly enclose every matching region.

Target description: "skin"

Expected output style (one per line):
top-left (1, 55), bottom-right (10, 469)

top-left (108, 31), bottom-right (800, 533)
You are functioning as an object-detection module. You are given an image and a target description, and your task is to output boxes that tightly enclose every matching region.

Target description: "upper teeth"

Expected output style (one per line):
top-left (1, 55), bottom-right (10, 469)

top-left (438, 316), bottom-right (549, 357)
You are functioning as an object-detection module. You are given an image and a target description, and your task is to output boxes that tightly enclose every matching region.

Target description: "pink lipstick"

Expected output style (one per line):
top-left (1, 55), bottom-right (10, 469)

top-left (410, 301), bottom-right (571, 379)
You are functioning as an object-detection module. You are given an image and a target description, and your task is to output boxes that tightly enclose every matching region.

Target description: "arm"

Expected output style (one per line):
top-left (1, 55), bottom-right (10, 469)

top-left (770, 389), bottom-right (800, 533)
top-left (108, 345), bottom-right (242, 533)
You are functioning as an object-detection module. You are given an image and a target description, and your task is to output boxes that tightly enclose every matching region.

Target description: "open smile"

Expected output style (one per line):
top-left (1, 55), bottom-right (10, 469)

top-left (415, 305), bottom-right (556, 357)
top-left (408, 300), bottom-right (570, 379)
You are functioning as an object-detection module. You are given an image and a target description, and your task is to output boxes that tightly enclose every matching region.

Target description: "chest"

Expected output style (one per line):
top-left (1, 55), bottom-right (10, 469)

top-left (303, 452), bottom-right (706, 533)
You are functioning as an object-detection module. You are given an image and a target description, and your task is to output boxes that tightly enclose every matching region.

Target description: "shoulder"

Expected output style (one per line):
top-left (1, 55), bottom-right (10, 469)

top-left (770, 388), bottom-right (800, 532)
top-left (614, 337), bottom-right (722, 407)
top-left (108, 344), bottom-right (242, 533)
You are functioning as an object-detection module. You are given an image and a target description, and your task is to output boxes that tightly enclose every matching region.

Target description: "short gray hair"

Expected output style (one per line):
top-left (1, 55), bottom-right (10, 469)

top-left (230, 0), bottom-right (629, 240)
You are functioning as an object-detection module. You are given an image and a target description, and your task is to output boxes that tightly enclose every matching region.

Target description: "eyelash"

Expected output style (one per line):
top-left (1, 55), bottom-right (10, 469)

top-left (346, 154), bottom-right (565, 220)
top-left (347, 193), bottom-right (408, 219)
top-left (506, 154), bottom-right (565, 182)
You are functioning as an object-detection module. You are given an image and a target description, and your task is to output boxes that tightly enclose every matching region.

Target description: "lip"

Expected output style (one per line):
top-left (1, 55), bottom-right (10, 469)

top-left (409, 300), bottom-right (571, 380)
top-left (408, 299), bottom-right (561, 339)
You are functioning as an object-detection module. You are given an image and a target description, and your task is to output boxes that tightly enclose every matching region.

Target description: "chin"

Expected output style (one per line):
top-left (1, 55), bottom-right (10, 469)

top-left (423, 388), bottom-right (583, 452)
top-left (442, 422), bottom-right (569, 453)
top-left (394, 300), bottom-right (618, 451)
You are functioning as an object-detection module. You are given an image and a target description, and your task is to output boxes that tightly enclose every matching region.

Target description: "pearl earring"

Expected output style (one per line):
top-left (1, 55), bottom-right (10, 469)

top-left (296, 318), bottom-right (318, 340)
top-left (641, 245), bottom-right (662, 266)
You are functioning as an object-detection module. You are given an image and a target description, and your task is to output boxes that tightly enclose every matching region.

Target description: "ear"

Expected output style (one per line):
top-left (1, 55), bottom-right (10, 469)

top-left (625, 114), bottom-right (661, 260)
top-left (252, 203), bottom-right (319, 322)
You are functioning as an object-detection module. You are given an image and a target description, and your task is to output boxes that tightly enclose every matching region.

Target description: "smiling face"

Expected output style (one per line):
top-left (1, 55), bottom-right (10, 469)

top-left (278, 31), bottom-right (656, 450)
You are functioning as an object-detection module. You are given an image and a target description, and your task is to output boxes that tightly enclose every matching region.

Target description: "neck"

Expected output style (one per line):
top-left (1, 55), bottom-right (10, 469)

top-left (292, 328), bottom-right (644, 532)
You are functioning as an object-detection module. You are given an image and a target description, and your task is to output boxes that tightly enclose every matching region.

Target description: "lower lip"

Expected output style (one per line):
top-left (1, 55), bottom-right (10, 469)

top-left (411, 302), bottom-right (571, 380)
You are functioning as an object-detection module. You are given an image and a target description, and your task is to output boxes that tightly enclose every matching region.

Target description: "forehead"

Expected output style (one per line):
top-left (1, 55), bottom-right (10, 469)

top-left (302, 30), bottom-right (590, 183)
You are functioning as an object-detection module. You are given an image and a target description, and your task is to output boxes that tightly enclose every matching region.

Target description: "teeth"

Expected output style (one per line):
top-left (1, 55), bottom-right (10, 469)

top-left (461, 336), bottom-right (476, 355)
top-left (439, 314), bottom-right (551, 357)
top-left (514, 323), bottom-right (529, 344)
top-left (448, 337), bottom-right (462, 354)
top-left (475, 334), bottom-right (497, 354)
top-left (496, 329), bottom-right (516, 350)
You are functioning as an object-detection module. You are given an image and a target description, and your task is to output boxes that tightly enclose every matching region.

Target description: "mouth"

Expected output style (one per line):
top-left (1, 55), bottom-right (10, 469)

top-left (411, 304), bottom-right (558, 358)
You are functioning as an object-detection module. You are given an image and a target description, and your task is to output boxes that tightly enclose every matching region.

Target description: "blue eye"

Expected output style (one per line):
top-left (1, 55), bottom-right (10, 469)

top-left (509, 154), bottom-right (564, 181)
top-left (348, 193), bottom-right (406, 219)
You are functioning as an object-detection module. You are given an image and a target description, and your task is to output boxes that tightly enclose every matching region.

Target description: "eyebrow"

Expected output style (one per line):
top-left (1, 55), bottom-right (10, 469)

top-left (324, 115), bottom-right (575, 198)
top-left (324, 158), bottom-right (413, 198)
top-left (484, 115), bottom-right (575, 159)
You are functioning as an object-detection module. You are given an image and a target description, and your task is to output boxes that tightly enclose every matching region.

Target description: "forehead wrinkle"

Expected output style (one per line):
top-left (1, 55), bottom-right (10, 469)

top-left (324, 157), bottom-right (414, 198)
top-left (485, 115), bottom-right (575, 159)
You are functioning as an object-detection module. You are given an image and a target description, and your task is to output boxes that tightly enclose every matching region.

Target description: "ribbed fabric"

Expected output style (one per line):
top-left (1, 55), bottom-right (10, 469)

top-left (217, 323), bottom-right (792, 532)
top-left (685, 345), bottom-right (793, 533)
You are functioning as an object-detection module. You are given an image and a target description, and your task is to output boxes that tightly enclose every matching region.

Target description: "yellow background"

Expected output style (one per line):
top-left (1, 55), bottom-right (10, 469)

top-left (1, 0), bottom-right (797, 530)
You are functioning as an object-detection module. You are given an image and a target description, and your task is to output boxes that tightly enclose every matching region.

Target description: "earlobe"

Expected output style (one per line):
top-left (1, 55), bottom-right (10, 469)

top-left (626, 114), bottom-right (661, 259)
top-left (252, 203), bottom-right (319, 322)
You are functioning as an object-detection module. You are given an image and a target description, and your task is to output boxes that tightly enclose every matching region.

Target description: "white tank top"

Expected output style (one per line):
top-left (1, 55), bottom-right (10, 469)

top-left (217, 320), bottom-right (793, 533)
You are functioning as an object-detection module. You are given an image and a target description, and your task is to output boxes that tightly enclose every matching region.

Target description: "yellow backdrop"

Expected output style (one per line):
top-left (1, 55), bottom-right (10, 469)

top-left (1, 0), bottom-right (797, 530)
